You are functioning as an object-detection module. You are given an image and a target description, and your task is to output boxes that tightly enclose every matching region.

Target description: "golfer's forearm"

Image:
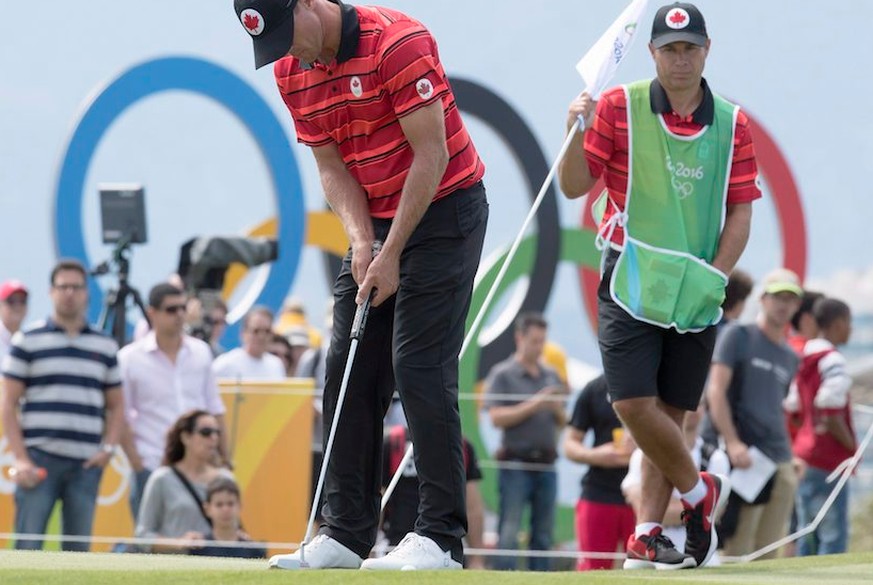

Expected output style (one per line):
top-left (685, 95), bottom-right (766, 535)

top-left (712, 203), bottom-right (752, 274)
top-left (557, 130), bottom-right (594, 198)
top-left (320, 166), bottom-right (374, 247)
top-left (381, 145), bottom-right (447, 259)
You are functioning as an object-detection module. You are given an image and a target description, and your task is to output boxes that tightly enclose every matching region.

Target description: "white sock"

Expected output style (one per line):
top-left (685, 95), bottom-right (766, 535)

top-left (681, 476), bottom-right (707, 506)
top-left (635, 522), bottom-right (661, 538)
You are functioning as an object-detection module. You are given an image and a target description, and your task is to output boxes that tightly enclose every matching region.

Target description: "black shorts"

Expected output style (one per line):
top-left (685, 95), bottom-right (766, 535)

top-left (597, 250), bottom-right (717, 411)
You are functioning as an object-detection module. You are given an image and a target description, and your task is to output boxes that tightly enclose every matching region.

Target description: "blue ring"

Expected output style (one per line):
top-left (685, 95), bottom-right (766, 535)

top-left (54, 56), bottom-right (304, 346)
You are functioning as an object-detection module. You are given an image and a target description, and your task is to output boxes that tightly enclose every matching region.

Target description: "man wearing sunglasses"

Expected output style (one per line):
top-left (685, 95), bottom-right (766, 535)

top-left (234, 0), bottom-right (488, 572)
top-left (117, 283), bottom-right (228, 524)
top-left (212, 306), bottom-right (286, 380)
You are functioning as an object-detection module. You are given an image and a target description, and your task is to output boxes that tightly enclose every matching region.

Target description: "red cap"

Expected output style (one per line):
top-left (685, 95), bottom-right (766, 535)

top-left (0, 280), bottom-right (28, 302)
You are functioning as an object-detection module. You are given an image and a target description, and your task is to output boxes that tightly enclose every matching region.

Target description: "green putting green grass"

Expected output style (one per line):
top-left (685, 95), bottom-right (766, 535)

top-left (1, 551), bottom-right (872, 585)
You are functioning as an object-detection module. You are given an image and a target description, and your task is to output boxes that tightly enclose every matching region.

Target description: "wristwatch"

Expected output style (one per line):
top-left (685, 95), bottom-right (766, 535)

top-left (100, 443), bottom-right (118, 456)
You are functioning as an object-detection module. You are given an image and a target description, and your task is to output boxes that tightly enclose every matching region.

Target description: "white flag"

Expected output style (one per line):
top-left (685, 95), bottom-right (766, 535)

top-left (575, 0), bottom-right (650, 99)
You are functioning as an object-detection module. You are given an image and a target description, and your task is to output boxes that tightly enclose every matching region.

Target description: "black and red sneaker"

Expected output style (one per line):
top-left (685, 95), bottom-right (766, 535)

top-left (623, 527), bottom-right (696, 570)
top-left (681, 472), bottom-right (731, 567)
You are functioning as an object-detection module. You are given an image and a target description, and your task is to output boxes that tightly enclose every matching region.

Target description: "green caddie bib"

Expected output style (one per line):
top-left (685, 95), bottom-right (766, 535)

top-left (608, 79), bottom-right (739, 332)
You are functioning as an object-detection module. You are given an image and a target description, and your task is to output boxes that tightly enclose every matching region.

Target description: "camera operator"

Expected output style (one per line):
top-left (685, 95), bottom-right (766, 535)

top-left (186, 293), bottom-right (228, 357)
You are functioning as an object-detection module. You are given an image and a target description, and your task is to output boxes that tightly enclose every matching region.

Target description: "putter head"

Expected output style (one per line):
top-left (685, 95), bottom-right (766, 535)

top-left (268, 552), bottom-right (309, 570)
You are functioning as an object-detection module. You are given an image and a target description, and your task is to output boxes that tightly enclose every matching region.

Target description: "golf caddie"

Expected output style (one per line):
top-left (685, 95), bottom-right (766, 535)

top-left (558, 1), bottom-right (761, 570)
top-left (233, 0), bottom-right (488, 571)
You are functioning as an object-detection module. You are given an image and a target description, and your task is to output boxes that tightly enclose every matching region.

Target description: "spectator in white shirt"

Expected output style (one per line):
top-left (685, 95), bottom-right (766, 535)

top-left (212, 306), bottom-right (286, 380)
top-left (119, 283), bottom-right (228, 522)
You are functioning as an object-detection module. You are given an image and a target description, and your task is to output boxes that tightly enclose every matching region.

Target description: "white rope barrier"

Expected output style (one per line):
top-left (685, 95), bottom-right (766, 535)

top-left (729, 407), bottom-right (873, 563)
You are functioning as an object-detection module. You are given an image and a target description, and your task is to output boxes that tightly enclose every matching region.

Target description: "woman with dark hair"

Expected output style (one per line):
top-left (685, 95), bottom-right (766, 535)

top-left (135, 410), bottom-right (231, 553)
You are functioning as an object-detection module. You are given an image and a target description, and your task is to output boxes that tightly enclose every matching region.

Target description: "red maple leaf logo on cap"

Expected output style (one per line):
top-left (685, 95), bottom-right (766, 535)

top-left (244, 13), bottom-right (260, 31)
top-left (669, 10), bottom-right (687, 25)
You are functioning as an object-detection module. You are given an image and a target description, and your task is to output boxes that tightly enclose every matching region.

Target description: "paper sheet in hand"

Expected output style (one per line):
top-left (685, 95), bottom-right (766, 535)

top-left (729, 446), bottom-right (777, 503)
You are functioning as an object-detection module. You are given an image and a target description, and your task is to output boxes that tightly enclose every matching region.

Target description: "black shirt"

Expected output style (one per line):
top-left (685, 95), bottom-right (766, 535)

top-left (568, 375), bottom-right (629, 505)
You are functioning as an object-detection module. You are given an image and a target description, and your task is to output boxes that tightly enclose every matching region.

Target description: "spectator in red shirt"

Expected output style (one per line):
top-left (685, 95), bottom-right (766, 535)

top-left (784, 297), bottom-right (855, 555)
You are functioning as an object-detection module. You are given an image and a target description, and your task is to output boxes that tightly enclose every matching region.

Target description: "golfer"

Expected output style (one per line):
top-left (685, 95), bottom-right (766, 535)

top-left (558, 2), bottom-right (761, 569)
top-left (234, 0), bottom-right (488, 571)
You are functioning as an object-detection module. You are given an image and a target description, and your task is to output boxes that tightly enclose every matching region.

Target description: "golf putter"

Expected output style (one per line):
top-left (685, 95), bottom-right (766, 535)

top-left (300, 240), bottom-right (381, 567)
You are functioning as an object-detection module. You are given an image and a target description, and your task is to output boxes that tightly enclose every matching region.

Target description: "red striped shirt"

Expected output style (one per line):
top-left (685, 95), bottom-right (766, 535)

top-left (275, 5), bottom-right (484, 218)
top-left (583, 84), bottom-right (761, 245)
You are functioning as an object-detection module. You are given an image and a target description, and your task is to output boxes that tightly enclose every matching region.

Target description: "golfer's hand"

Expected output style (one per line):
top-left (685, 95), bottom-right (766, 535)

top-left (568, 91), bottom-right (596, 132)
top-left (351, 240), bottom-right (374, 285)
top-left (357, 250), bottom-right (399, 308)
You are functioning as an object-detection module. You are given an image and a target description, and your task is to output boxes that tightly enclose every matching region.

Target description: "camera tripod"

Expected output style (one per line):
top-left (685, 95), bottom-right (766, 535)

top-left (93, 239), bottom-right (149, 348)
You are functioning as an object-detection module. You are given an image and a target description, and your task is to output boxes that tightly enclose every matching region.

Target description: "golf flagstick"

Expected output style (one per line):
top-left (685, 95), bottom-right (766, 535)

top-left (380, 0), bottom-right (650, 515)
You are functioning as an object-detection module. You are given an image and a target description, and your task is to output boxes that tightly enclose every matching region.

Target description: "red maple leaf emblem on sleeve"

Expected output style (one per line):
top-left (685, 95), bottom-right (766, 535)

top-left (352, 79), bottom-right (360, 88)
top-left (417, 80), bottom-right (430, 94)
top-left (244, 13), bottom-right (260, 32)
top-left (669, 10), bottom-right (687, 25)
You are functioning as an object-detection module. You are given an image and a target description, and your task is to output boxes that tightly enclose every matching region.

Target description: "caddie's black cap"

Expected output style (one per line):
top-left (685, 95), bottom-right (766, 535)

top-left (651, 2), bottom-right (708, 48)
top-left (234, 0), bottom-right (299, 69)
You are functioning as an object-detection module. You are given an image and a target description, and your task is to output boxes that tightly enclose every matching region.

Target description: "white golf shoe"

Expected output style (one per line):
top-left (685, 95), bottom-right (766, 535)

top-left (360, 533), bottom-right (462, 571)
top-left (268, 534), bottom-right (362, 570)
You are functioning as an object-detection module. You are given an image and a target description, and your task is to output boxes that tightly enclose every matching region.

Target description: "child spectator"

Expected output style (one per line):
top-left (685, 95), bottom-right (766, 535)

top-left (784, 297), bottom-right (855, 555)
top-left (191, 477), bottom-right (266, 559)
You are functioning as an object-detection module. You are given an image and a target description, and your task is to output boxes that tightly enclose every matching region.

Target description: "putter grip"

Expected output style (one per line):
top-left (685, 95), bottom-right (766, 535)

top-left (350, 291), bottom-right (373, 340)
top-left (350, 240), bottom-right (382, 340)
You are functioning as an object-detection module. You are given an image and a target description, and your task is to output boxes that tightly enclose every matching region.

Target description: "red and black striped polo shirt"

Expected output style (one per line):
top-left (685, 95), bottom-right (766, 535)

top-left (275, 3), bottom-right (484, 219)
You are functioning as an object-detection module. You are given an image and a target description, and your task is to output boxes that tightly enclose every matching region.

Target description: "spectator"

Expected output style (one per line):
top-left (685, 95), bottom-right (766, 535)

top-left (0, 279), bottom-right (28, 360)
top-left (186, 295), bottom-right (229, 357)
top-left (784, 298), bottom-right (855, 555)
top-left (1, 259), bottom-right (124, 551)
top-left (788, 291), bottom-right (825, 355)
top-left (719, 269), bottom-right (754, 329)
top-left (136, 410), bottom-right (232, 554)
top-left (563, 374), bottom-right (635, 571)
top-left (485, 313), bottom-right (566, 571)
top-left (706, 268), bottom-right (802, 559)
top-left (380, 424), bottom-right (486, 569)
top-left (212, 306), bottom-right (285, 380)
top-left (284, 326), bottom-right (312, 376)
top-left (191, 476), bottom-right (266, 559)
top-left (267, 333), bottom-right (296, 377)
top-left (622, 405), bottom-right (730, 567)
top-left (274, 296), bottom-right (322, 350)
top-left (118, 283), bottom-right (228, 523)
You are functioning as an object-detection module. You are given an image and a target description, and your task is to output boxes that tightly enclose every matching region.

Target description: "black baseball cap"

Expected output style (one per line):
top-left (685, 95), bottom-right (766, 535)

top-left (651, 3), bottom-right (708, 48)
top-left (234, 0), bottom-right (299, 69)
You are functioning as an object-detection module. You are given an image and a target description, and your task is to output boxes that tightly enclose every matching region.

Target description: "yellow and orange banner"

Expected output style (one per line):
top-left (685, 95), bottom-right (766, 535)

top-left (0, 378), bottom-right (314, 555)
